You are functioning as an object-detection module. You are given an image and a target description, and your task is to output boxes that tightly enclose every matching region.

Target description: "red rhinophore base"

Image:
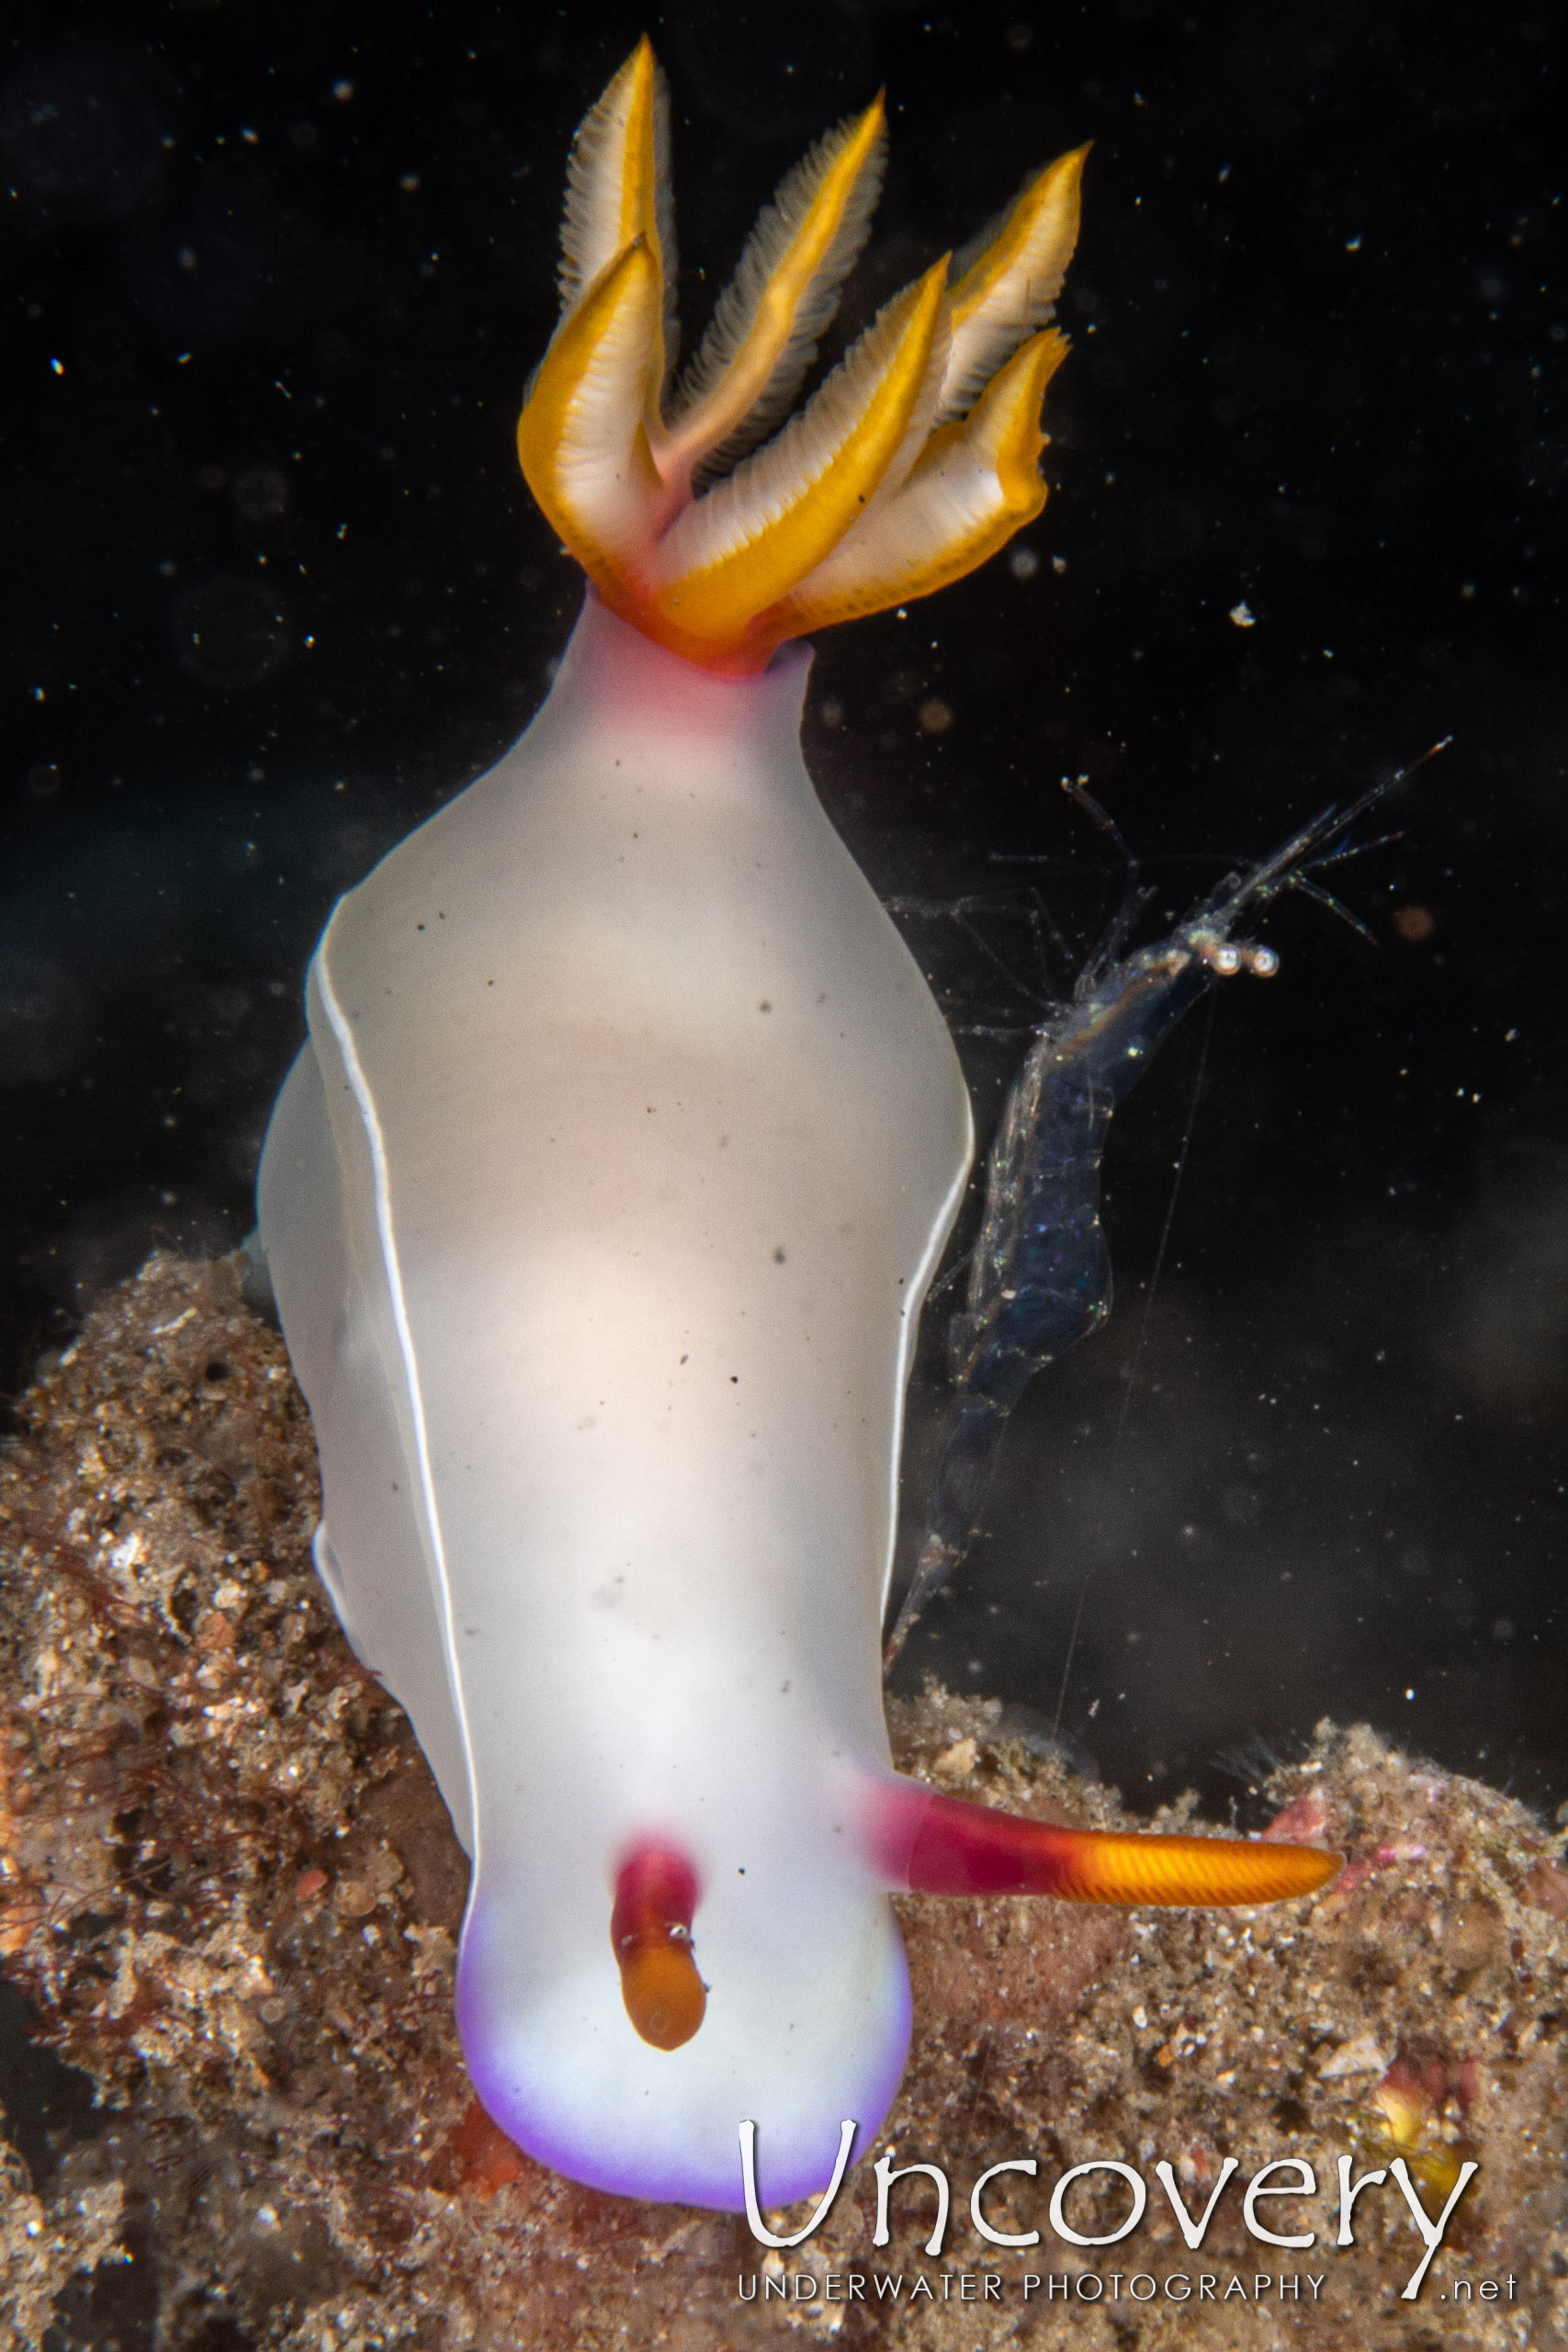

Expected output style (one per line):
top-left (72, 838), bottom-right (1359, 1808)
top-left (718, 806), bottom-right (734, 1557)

top-left (865, 1779), bottom-right (1088, 1894)
top-left (610, 1841), bottom-right (708, 2052)
top-left (610, 1844), bottom-right (701, 1950)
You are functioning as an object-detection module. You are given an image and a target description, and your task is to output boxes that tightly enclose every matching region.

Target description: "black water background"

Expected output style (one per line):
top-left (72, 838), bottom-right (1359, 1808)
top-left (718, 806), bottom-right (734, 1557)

top-left (2, 0), bottom-right (1564, 2228)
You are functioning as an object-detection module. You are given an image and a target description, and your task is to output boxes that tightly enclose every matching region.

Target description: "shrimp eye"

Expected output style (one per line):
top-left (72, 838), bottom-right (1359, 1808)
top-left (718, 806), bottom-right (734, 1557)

top-left (611, 1845), bottom-right (707, 2051)
top-left (1207, 942), bottom-right (1242, 976)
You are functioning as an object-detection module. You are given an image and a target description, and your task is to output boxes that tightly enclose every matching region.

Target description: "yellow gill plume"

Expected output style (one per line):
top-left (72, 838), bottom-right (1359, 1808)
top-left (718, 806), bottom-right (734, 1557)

top-left (516, 238), bottom-right (667, 587)
top-left (516, 40), bottom-right (1087, 674)
top-left (556, 37), bottom-right (677, 413)
top-left (649, 259), bottom-right (952, 662)
top-left (657, 96), bottom-right (887, 493)
top-left (765, 327), bottom-right (1069, 637)
top-left (936, 144), bottom-right (1087, 423)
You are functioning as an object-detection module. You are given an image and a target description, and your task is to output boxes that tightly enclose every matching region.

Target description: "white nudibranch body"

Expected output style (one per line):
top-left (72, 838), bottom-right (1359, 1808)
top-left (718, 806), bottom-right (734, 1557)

top-left (259, 40), bottom-right (1339, 2214)
top-left (260, 595), bottom-right (970, 2203)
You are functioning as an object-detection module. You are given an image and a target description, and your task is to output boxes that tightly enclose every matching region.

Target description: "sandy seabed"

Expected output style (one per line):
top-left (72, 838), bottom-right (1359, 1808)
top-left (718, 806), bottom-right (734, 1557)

top-left (1, 1256), bottom-right (1564, 2349)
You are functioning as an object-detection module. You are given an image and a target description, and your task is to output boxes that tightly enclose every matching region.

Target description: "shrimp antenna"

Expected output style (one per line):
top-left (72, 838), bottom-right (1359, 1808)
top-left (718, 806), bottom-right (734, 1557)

top-left (1062, 775), bottom-right (1155, 988)
top-left (1213, 735), bottom-right (1451, 931)
top-left (1281, 874), bottom-right (1380, 948)
top-left (1311, 825), bottom-right (1408, 871)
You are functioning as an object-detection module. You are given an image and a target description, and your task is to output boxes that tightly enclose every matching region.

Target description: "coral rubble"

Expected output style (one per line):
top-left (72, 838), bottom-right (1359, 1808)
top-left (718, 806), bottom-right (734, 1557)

top-left (2, 1257), bottom-right (1564, 2346)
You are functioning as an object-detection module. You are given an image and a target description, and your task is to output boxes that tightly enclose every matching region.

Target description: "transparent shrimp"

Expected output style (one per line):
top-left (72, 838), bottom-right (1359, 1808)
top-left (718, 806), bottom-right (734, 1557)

top-left (884, 755), bottom-right (1439, 1669)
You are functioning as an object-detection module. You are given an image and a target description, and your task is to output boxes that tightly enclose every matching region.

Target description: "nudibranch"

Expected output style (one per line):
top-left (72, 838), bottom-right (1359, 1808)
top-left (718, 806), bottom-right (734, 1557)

top-left (257, 40), bottom-right (1337, 2213)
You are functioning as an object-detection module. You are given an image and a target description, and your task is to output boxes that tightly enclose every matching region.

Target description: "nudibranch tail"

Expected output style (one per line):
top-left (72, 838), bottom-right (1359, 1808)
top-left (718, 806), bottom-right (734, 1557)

top-left (870, 1781), bottom-right (1342, 1908)
top-left (517, 41), bottom-right (1085, 672)
top-left (611, 1845), bottom-right (707, 2052)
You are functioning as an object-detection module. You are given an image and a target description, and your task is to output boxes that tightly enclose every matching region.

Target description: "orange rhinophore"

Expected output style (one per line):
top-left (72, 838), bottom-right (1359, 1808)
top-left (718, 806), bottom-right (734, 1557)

top-left (868, 1781), bottom-right (1343, 1908)
top-left (611, 1845), bottom-right (707, 2052)
top-left (516, 37), bottom-right (1086, 674)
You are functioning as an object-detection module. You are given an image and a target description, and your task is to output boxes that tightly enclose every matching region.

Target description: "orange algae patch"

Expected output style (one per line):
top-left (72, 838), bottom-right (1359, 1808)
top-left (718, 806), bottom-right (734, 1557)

top-left (436, 2097), bottom-right (529, 2197)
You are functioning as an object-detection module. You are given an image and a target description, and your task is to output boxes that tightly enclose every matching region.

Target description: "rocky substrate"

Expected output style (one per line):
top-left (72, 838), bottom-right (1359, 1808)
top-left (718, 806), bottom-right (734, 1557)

top-left (1, 1257), bottom-right (1564, 2349)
